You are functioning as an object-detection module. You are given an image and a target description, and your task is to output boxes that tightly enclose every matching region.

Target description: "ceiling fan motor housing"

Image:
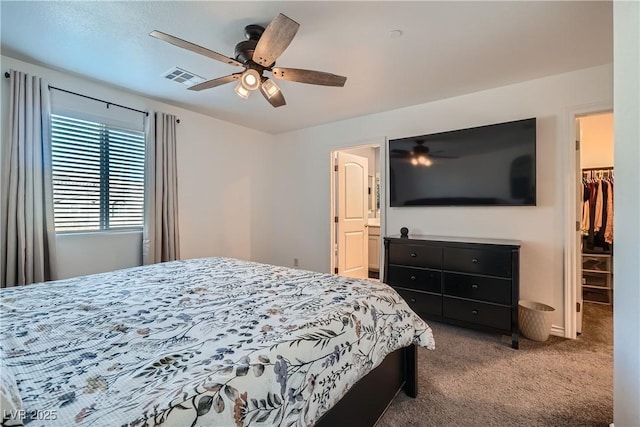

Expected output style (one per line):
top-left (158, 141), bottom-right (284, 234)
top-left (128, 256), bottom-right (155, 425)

top-left (235, 24), bottom-right (267, 65)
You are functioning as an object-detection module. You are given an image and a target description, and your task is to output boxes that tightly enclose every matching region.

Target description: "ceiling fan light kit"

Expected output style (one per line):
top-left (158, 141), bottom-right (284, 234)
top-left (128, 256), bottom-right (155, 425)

top-left (261, 78), bottom-right (281, 98)
top-left (240, 69), bottom-right (261, 91)
top-left (150, 13), bottom-right (347, 108)
top-left (259, 78), bottom-right (286, 108)
top-left (411, 155), bottom-right (432, 167)
top-left (234, 81), bottom-right (251, 99)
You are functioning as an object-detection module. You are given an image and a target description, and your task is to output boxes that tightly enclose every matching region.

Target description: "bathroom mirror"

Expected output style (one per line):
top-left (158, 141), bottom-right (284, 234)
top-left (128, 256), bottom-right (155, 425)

top-left (375, 173), bottom-right (380, 212)
top-left (368, 175), bottom-right (375, 212)
top-left (368, 174), bottom-right (381, 215)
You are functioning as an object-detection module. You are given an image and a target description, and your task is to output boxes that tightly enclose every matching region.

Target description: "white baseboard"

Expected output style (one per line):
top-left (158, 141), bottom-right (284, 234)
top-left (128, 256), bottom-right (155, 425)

top-left (550, 324), bottom-right (565, 337)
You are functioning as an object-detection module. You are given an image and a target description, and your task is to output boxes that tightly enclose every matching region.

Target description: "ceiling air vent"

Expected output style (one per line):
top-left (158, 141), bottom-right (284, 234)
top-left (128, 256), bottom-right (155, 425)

top-left (162, 67), bottom-right (205, 86)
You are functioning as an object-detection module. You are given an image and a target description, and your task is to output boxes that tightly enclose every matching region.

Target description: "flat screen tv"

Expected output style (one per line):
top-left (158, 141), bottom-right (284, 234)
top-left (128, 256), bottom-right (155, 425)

top-left (389, 118), bottom-right (536, 207)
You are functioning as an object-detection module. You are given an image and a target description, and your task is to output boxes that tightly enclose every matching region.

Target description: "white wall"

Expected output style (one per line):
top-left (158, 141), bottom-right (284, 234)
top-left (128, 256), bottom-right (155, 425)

top-left (1, 55), bottom-right (275, 279)
top-left (264, 64), bottom-right (613, 332)
top-left (613, 2), bottom-right (640, 425)
top-left (56, 232), bottom-right (142, 279)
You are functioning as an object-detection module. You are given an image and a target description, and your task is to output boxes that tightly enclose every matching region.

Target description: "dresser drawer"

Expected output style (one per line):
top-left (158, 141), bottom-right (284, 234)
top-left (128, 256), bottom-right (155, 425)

top-left (443, 272), bottom-right (511, 305)
top-left (387, 266), bottom-right (441, 293)
top-left (395, 288), bottom-right (442, 317)
top-left (444, 247), bottom-right (512, 278)
top-left (443, 297), bottom-right (511, 331)
top-left (388, 243), bottom-right (442, 269)
top-left (384, 236), bottom-right (520, 349)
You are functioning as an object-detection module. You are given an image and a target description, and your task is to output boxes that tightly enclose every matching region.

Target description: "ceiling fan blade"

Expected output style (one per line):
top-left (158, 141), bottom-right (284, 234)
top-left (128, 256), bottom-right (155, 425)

top-left (271, 67), bottom-right (347, 87)
top-left (390, 149), bottom-right (410, 157)
top-left (188, 73), bottom-right (242, 91)
top-left (253, 14), bottom-right (300, 67)
top-left (259, 85), bottom-right (286, 108)
top-left (150, 30), bottom-right (242, 67)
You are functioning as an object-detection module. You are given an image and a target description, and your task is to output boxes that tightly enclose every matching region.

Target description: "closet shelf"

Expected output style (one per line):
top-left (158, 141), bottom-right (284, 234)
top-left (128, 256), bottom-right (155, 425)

top-left (583, 284), bottom-right (612, 290)
top-left (582, 253), bottom-right (613, 305)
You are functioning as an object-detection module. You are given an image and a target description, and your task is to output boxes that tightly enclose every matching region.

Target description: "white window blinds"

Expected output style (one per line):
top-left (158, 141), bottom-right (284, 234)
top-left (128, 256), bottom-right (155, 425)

top-left (51, 114), bottom-right (145, 232)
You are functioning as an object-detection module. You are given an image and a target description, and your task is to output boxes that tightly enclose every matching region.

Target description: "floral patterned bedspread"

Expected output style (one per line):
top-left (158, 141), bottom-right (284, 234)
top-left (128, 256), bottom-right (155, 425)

top-left (1, 257), bottom-right (434, 427)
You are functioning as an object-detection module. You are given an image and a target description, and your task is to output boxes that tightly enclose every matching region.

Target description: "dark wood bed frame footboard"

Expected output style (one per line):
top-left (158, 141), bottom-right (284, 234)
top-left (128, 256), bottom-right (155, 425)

top-left (315, 344), bottom-right (417, 427)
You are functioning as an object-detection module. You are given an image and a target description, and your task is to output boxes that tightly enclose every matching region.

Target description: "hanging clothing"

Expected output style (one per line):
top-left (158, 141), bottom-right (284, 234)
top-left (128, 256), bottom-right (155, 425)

top-left (605, 181), bottom-right (614, 244)
top-left (595, 181), bottom-right (609, 248)
top-left (581, 183), bottom-right (590, 234)
top-left (586, 181), bottom-right (598, 249)
top-left (581, 169), bottom-right (614, 250)
top-left (594, 181), bottom-right (604, 232)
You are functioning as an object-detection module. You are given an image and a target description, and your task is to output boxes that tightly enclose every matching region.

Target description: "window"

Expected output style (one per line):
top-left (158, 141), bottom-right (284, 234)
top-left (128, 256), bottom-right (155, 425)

top-left (51, 114), bottom-right (145, 232)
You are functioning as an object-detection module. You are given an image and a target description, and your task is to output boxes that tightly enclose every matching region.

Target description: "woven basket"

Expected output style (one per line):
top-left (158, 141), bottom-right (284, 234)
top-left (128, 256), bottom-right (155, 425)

top-left (519, 300), bottom-right (555, 342)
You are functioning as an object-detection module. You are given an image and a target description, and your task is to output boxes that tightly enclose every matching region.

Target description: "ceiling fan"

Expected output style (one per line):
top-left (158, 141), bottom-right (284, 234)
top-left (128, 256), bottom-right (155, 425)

top-left (150, 13), bottom-right (347, 108)
top-left (390, 140), bottom-right (458, 166)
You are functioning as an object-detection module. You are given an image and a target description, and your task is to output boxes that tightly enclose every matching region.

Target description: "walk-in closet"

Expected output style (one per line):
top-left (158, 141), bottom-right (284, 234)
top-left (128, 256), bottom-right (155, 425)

top-left (578, 112), bottom-right (614, 316)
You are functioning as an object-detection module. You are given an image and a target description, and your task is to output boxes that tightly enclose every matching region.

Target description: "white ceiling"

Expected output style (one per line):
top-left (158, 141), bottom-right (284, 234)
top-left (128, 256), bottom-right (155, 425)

top-left (1, 1), bottom-right (612, 134)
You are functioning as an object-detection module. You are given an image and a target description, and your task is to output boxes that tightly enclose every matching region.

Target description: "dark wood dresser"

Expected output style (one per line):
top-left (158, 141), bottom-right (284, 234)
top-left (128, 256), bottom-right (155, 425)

top-left (384, 235), bottom-right (521, 349)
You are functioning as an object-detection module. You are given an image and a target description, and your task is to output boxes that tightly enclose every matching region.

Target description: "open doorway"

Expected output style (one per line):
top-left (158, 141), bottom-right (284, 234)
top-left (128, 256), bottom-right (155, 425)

top-left (575, 111), bottom-right (614, 337)
top-left (330, 144), bottom-right (382, 280)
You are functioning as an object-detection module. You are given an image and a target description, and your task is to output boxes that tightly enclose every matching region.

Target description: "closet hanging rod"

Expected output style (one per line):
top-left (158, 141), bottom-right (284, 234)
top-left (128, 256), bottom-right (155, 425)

top-left (582, 166), bottom-right (614, 171)
top-left (5, 71), bottom-right (180, 123)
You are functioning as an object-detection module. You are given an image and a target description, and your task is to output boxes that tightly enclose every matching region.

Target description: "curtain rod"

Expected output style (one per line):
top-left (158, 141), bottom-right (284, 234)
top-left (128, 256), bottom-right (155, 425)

top-left (5, 71), bottom-right (180, 123)
top-left (49, 86), bottom-right (150, 117)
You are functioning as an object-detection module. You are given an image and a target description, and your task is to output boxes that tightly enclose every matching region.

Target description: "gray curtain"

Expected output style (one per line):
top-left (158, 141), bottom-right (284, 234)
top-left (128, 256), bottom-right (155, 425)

top-left (143, 112), bottom-right (180, 264)
top-left (1, 70), bottom-right (57, 288)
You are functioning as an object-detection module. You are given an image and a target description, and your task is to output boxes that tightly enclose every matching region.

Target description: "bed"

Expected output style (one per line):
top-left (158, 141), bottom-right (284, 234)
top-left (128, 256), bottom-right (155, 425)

top-left (1, 257), bottom-right (434, 426)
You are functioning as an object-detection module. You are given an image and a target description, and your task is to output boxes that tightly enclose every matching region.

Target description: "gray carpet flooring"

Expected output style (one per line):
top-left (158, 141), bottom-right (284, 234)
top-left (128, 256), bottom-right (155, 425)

top-left (378, 303), bottom-right (613, 427)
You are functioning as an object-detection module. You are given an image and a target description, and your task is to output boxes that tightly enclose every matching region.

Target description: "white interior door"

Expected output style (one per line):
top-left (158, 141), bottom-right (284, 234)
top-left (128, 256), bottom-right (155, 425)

top-left (576, 118), bottom-right (584, 334)
top-left (337, 152), bottom-right (368, 278)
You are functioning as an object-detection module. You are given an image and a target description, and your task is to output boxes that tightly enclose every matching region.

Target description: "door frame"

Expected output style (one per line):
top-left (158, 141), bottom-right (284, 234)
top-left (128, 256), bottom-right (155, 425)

top-left (330, 141), bottom-right (386, 277)
top-left (563, 102), bottom-right (612, 338)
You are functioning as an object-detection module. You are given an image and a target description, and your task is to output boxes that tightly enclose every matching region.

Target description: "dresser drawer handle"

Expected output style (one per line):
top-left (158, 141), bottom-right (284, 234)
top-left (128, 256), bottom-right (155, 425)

top-left (471, 309), bottom-right (479, 315)
top-left (410, 275), bottom-right (416, 281)
top-left (471, 284), bottom-right (479, 289)
top-left (410, 298), bottom-right (417, 303)
top-left (410, 253), bottom-right (417, 258)
top-left (472, 258), bottom-right (479, 264)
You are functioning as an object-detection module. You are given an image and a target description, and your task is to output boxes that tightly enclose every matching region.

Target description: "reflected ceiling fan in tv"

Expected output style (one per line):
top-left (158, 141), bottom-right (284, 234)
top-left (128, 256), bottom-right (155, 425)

top-left (390, 139), bottom-right (459, 166)
top-left (389, 118), bottom-right (536, 207)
